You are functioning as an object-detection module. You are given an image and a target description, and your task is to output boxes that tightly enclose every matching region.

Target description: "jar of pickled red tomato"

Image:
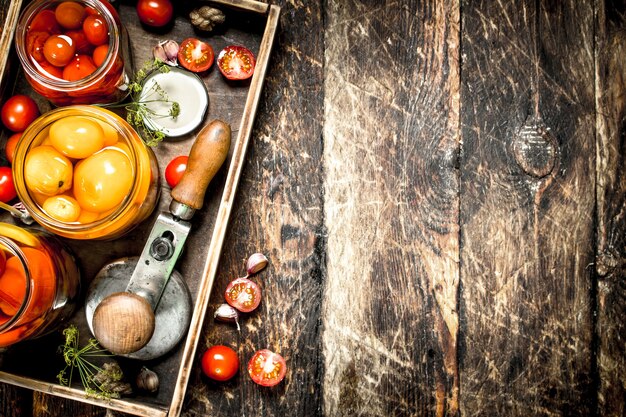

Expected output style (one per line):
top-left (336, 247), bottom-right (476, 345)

top-left (0, 223), bottom-right (80, 348)
top-left (15, 0), bottom-right (132, 106)
top-left (13, 105), bottom-right (160, 240)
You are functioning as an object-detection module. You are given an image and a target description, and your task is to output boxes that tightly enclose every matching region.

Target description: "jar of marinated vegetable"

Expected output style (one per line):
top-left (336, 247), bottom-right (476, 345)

top-left (0, 223), bottom-right (80, 347)
top-left (14, 0), bottom-right (132, 106)
top-left (12, 105), bottom-right (160, 240)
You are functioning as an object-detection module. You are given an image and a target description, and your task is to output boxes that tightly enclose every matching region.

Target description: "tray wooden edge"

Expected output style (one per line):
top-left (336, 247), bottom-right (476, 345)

top-left (167, 4), bottom-right (281, 417)
top-left (0, 371), bottom-right (168, 417)
top-left (0, 0), bottom-right (24, 96)
top-left (0, 1), bottom-right (282, 417)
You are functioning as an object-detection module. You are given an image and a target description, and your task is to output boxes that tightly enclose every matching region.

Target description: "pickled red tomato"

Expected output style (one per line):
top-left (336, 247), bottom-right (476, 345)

top-left (43, 34), bottom-right (75, 67)
top-left (62, 55), bottom-right (97, 81)
top-left (55, 1), bottom-right (86, 30)
top-left (49, 116), bottom-right (105, 159)
top-left (73, 148), bottom-right (133, 213)
top-left (24, 146), bottom-right (73, 196)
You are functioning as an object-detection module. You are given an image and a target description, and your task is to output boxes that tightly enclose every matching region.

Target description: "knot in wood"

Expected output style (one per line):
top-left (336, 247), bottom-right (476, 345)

top-left (512, 119), bottom-right (558, 178)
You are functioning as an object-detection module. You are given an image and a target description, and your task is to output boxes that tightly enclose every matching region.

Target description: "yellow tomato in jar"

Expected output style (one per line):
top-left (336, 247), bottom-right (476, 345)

top-left (42, 195), bottom-right (81, 222)
top-left (25, 146), bottom-right (73, 196)
top-left (49, 116), bottom-right (105, 159)
top-left (94, 119), bottom-right (119, 147)
top-left (73, 148), bottom-right (133, 212)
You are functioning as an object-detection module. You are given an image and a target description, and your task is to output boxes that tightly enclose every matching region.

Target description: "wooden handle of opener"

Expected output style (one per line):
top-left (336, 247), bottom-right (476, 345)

top-left (171, 120), bottom-right (232, 210)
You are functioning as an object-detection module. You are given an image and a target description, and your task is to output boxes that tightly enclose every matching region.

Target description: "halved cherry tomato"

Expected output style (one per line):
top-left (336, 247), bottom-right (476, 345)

top-left (92, 44), bottom-right (108, 66)
top-left (217, 46), bottom-right (256, 81)
top-left (29, 10), bottom-right (61, 33)
top-left (224, 277), bottom-right (261, 313)
top-left (5, 133), bottom-right (21, 164)
top-left (55, 1), bottom-right (86, 30)
top-left (43, 34), bottom-right (76, 67)
top-left (136, 0), bottom-right (174, 28)
top-left (0, 167), bottom-right (17, 203)
top-left (164, 155), bottom-right (187, 188)
top-left (248, 349), bottom-right (286, 387)
top-left (201, 345), bottom-right (239, 382)
top-left (26, 31), bottom-right (50, 63)
top-left (83, 15), bottom-right (108, 46)
top-left (1, 95), bottom-right (40, 132)
top-left (62, 55), bottom-right (97, 81)
top-left (178, 38), bottom-right (214, 73)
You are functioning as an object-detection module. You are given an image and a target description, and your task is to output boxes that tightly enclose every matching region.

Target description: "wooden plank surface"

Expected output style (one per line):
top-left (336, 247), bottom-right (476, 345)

top-left (323, 1), bottom-right (460, 415)
top-left (1, 0), bottom-right (625, 416)
top-left (595, 1), bottom-right (626, 416)
top-left (460, 0), bottom-right (597, 415)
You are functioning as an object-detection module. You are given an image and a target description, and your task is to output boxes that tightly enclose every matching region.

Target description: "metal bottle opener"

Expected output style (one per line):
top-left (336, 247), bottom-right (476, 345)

top-left (85, 120), bottom-right (231, 359)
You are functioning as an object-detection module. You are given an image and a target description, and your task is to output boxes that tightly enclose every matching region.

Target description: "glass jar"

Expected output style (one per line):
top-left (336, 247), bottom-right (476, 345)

top-left (0, 223), bottom-right (80, 347)
top-left (15, 0), bottom-right (132, 106)
top-left (13, 105), bottom-right (160, 240)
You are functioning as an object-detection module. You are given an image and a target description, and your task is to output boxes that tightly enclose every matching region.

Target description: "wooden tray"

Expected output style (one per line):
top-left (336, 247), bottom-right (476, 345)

top-left (0, 1), bottom-right (280, 416)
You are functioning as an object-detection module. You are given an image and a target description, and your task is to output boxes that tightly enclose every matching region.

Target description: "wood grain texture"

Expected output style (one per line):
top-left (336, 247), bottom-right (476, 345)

top-left (460, 0), bottom-right (596, 415)
top-left (183, 1), bottom-right (325, 416)
top-left (595, 0), bottom-right (626, 415)
top-left (323, 1), bottom-right (460, 415)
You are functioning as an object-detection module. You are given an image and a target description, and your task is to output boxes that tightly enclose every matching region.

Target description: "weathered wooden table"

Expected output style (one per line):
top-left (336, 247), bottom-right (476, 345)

top-left (1, 0), bottom-right (625, 416)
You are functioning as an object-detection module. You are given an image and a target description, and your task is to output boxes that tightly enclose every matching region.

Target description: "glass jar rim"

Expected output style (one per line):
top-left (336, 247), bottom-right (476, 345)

top-left (0, 237), bottom-right (33, 333)
top-left (15, 0), bottom-right (121, 91)
top-left (13, 105), bottom-right (146, 238)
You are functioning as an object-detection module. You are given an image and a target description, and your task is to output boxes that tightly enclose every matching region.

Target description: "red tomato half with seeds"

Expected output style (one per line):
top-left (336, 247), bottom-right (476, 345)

top-left (178, 38), bottom-right (214, 73)
top-left (224, 277), bottom-right (261, 313)
top-left (136, 0), bottom-right (174, 28)
top-left (248, 349), bottom-right (286, 387)
top-left (201, 345), bottom-right (239, 382)
top-left (165, 155), bottom-right (188, 188)
top-left (1, 95), bottom-right (40, 132)
top-left (217, 46), bottom-right (256, 81)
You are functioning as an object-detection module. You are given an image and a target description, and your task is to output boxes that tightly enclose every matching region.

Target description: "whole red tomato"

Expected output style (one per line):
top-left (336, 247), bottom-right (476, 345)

top-left (136, 0), bottom-right (174, 28)
top-left (0, 167), bottom-right (17, 202)
top-left (5, 133), bottom-right (21, 164)
top-left (201, 345), bottom-right (239, 381)
top-left (1, 95), bottom-right (40, 132)
top-left (165, 155), bottom-right (188, 188)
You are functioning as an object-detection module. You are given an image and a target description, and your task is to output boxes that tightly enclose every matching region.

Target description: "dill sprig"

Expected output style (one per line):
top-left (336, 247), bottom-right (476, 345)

top-left (57, 325), bottom-right (130, 400)
top-left (103, 59), bottom-right (180, 147)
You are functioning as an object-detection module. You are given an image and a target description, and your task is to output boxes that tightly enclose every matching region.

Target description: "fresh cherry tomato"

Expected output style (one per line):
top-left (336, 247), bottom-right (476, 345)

top-left (201, 345), bottom-right (239, 382)
top-left (5, 133), bottom-right (21, 164)
top-left (83, 15), bottom-right (108, 46)
top-left (224, 277), bottom-right (261, 313)
top-left (43, 34), bottom-right (76, 67)
top-left (247, 349), bottom-right (286, 387)
top-left (29, 10), bottom-right (61, 33)
top-left (62, 55), bottom-right (97, 81)
top-left (0, 167), bottom-right (17, 203)
top-left (1, 95), bottom-right (40, 132)
top-left (164, 155), bottom-right (187, 188)
top-left (217, 46), bottom-right (256, 81)
top-left (92, 44), bottom-right (108, 66)
top-left (178, 38), bottom-right (214, 73)
top-left (136, 0), bottom-right (174, 28)
top-left (55, 1), bottom-right (86, 30)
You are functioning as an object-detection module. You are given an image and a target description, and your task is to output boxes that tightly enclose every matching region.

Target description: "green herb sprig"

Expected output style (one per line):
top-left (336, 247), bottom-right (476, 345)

top-left (103, 60), bottom-right (180, 147)
top-left (57, 325), bottom-right (131, 400)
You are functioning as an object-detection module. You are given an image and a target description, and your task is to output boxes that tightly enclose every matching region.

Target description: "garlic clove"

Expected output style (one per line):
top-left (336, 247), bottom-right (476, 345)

top-left (136, 366), bottom-right (159, 393)
top-left (153, 40), bottom-right (179, 66)
top-left (214, 303), bottom-right (240, 330)
top-left (246, 253), bottom-right (268, 276)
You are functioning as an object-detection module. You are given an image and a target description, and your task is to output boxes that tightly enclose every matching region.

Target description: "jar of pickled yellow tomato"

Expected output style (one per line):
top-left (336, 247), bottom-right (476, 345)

top-left (13, 105), bottom-right (160, 240)
top-left (15, 0), bottom-right (132, 106)
top-left (0, 223), bottom-right (80, 348)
